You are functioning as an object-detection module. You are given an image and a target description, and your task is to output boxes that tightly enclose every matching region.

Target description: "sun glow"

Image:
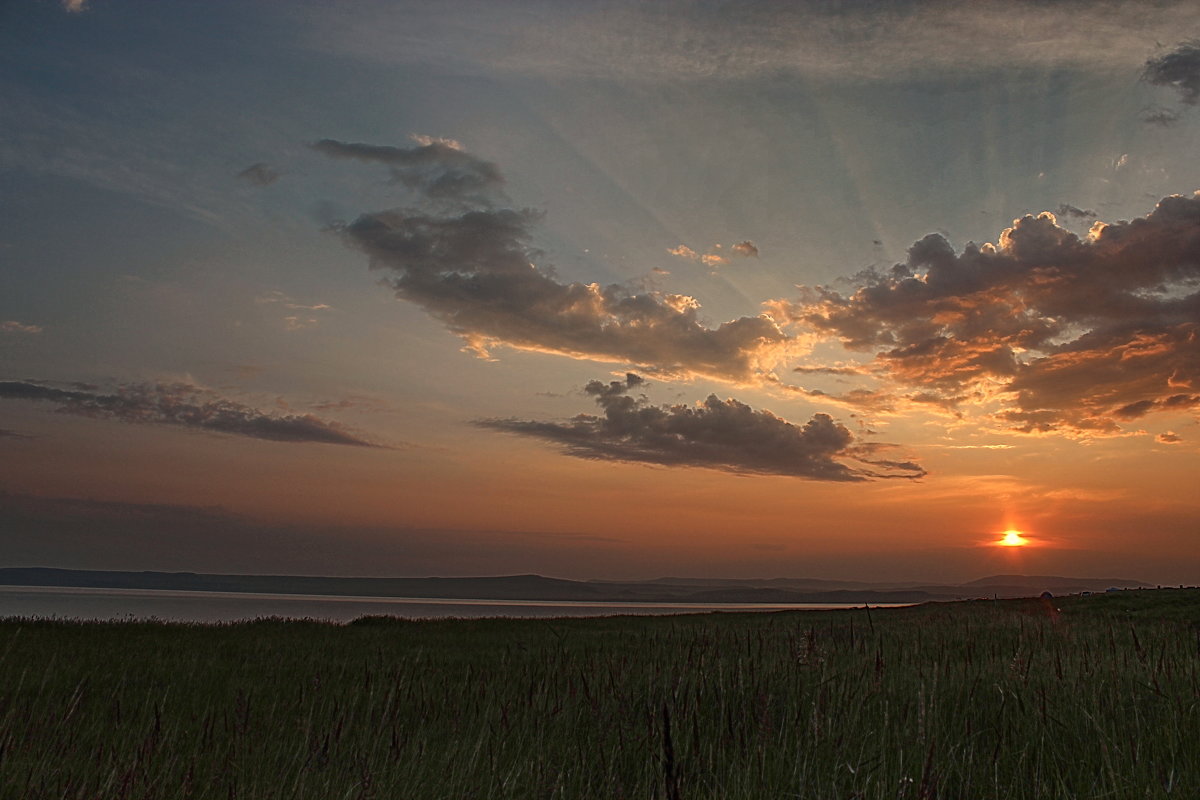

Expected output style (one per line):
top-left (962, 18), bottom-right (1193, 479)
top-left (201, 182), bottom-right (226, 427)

top-left (998, 529), bottom-right (1029, 547)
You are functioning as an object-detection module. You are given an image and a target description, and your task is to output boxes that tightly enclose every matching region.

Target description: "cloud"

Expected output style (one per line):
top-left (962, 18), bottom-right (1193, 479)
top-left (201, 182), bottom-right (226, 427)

top-left (1, 321), bottom-right (43, 334)
top-left (780, 196), bottom-right (1200, 434)
top-left (477, 373), bottom-right (924, 481)
top-left (0, 428), bottom-right (30, 439)
top-left (61, 0), bottom-right (88, 12)
top-left (732, 240), bottom-right (759, 258)
top-left (670, 242), bottom-right (753, 266)
top-left (319, 139), bottom-right (792, 382)
top-left (1157, 431), bottom-right (1182, 444)
top-left (1144, 40), bottom-right (1200, 105)
top-left (313, 1), bottom-right (1200, 84)
top-left (1140, 106), bottom-right (1181, 126)
top-left (312, 137), bottom-right (503, 204)
top-left (237, 163), bottom-right (280, 186)
top-left (0, 380), bottom-right (379, 447)
top-left (256, 290), bottom-right (332, 330)
top-left (1056, 204), bottom-right (1096, 220)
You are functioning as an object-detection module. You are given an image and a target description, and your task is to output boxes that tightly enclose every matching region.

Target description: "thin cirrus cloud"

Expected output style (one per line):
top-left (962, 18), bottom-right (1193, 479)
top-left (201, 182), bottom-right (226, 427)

top-left (316, 138), bottom-right (791, 383)
top-left (311, 1), bottom-right (1200, 84)
top-left (777, 194), bottom-right (1200, 434)
top-left (0, 380), bottom-right (379, 447)
top-left (477, 373), bottom-right (925, 482)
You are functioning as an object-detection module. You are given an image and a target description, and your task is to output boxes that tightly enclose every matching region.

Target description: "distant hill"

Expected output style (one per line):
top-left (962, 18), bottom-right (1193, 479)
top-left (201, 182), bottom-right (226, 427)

top-left (0, 568), bottom-right (1158, 605)
top-left (962, 574), bottom-right (1151, 590)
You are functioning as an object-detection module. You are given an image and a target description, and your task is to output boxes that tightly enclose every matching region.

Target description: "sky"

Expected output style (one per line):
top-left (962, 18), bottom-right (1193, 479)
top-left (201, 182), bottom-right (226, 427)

top-left (2, 0), bottom-right (1199, 583)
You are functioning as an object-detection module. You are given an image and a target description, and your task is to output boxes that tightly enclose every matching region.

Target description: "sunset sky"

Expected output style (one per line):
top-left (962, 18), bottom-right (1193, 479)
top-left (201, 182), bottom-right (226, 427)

top-left (3, 0), bottom-right (1199, 583)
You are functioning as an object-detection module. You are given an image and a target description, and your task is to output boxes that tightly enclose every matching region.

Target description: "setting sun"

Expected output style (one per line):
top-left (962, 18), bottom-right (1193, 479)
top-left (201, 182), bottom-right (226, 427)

top-left (999, 530), bottom-right (1029, 547)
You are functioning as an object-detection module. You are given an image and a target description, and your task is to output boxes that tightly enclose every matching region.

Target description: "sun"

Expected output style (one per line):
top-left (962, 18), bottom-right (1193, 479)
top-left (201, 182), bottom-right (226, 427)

top-left (998, 529), bottom-right (1029, 547)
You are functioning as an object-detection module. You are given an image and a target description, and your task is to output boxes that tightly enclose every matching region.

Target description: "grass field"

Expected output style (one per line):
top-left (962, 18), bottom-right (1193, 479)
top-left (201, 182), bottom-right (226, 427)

top-left (0, 590), bottom-right (1198, 798)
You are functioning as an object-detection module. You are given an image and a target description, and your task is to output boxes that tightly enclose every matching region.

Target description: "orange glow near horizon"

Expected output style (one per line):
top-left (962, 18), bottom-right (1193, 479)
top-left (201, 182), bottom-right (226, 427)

top-left (998, 529), bottom-right (1029, 547)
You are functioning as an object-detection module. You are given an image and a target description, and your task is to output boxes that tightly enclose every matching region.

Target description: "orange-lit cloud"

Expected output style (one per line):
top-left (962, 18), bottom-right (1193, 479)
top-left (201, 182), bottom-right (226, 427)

top-left (780, 197), bottom-right (1200, 436)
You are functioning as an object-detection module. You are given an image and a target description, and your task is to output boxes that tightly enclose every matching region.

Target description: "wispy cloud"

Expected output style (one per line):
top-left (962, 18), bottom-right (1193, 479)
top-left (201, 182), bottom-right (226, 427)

top-left (256, 290), bottom-right (332, 331)
top-left (0, 321), bottom-right (43, 335)
top-left (310, 1), bottom-right (1200, 83)
top-left (478, 373), bottom-right (924, 481)
top-left (312, 137), bottom-right (503, 205)
top-left (236, 163), bottom-right (280, 186)
top-left (0, 380), bottom-right (379, 447)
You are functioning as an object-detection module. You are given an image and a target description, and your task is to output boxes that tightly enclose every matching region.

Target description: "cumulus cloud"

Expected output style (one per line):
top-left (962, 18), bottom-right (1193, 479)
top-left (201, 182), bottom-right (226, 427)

top-left (319, 139), bottom-right (791, 382)
top-left (477, 373), bottom-right (924, 481)
top-left (1144, 40), bottom-right (1200, 106)
top-left (0, 380), bottom-right (378, 447)
top-left (780, 196), bottom-right (1200, 434)
top-left (237, 163), bottom-right (280, 186)
top-left (1, 321), bottom-right (43, 334)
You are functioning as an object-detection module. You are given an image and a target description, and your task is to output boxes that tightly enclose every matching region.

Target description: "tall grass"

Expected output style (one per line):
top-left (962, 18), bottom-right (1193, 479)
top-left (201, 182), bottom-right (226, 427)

top-left (0, 592), bottom-right (1197, 798)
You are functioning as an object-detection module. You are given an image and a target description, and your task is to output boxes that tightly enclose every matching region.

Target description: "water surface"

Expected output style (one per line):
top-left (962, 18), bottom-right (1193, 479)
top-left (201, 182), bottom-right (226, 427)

top-left (0, 585), bottom-right (896, 624)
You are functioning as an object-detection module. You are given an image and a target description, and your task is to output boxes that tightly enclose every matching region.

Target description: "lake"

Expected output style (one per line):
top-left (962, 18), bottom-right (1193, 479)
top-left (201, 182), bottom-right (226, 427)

top-left (0, 585), bottom-right (891, 623)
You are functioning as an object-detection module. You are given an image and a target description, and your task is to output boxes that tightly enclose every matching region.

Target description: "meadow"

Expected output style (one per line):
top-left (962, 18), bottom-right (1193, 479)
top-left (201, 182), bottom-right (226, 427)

top-left (0, 590), bottom-right (1197, 799)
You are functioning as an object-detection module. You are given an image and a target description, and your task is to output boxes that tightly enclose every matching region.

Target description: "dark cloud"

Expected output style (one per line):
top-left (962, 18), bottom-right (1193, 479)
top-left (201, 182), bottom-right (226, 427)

top-left (0, 428), bottom-right (30, 439)
top-left (793, 365), bottom-right (864, 376)
top-left (0, 380), bottom-right (378, 447)
top-left (318, 140), bottom-right (790, 382)
top-left (1140, 106), bottom-right (1181, 126)
top-left (477, 373), bottom-right (924, 481)
top-left (312, 138), bottom-right (503, 204)
top-left (781, 195), bottom-right (1200, 434)
top-left (1056, 203), bottom-right (1096, 220)
top-left (1157, 431), bottom-right (1182, 444)
top-left (236, 163), bottom-right (280, 186)
top-left (732, 240), bottom-right (759, 257)
top-left (1144, 40), bottom-right (1200, 105)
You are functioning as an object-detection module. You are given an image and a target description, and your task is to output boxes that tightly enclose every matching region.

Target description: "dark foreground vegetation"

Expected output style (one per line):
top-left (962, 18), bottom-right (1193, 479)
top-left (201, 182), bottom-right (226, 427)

top-left (1, 590), bottom-right (1198, 799)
